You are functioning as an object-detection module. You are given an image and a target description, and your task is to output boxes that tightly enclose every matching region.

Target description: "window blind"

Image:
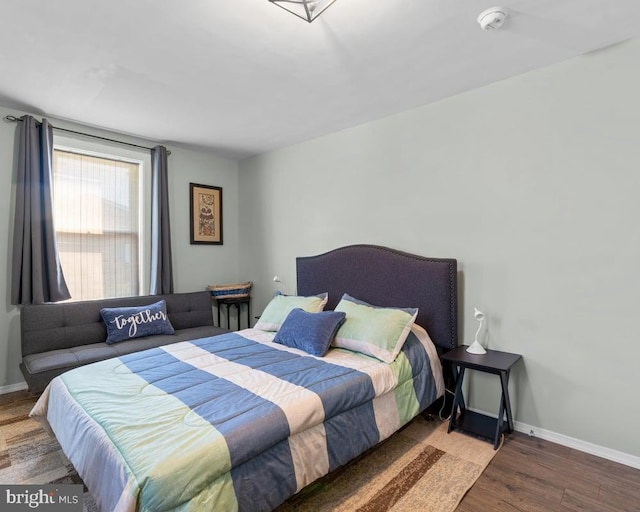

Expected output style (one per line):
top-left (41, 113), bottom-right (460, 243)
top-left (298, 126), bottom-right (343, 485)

top-left (53, 149), bottom-right (141, 300)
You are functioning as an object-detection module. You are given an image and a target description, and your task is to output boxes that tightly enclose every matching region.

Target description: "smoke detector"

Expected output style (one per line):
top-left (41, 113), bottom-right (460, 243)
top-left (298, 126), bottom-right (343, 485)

top-left (477, 7), bottom-right (509, 30)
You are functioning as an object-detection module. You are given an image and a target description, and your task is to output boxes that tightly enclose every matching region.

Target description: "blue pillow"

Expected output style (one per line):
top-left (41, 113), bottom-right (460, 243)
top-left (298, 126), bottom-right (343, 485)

top-left (101, 300), bottom-right (175, 344)
top-left (274, 308), bottom-right (346, 357)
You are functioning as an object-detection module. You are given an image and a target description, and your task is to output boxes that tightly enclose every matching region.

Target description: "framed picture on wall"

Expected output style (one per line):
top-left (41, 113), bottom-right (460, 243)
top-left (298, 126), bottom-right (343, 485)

top-left (190, 183), bottom-right (223, 245)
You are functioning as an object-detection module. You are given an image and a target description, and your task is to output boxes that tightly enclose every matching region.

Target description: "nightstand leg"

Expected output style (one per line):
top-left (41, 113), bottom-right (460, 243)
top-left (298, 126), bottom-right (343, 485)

top-left (495, 384), bottom-right (506, 449)
top-left (450, 364), bottom-right (467, 409)
top-left (448, 366), bottom-right (466, 433)
top-left (500, 370), bottom-right (515, 433)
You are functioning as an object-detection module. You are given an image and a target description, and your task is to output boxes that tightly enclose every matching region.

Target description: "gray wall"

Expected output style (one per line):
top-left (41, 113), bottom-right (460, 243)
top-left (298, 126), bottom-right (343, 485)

top-left (0, 104), bottom-right (240, 389)
top-left (2, 37), bottom-right (638, 459)
top-left (239, 39), bottom-right (640, 457)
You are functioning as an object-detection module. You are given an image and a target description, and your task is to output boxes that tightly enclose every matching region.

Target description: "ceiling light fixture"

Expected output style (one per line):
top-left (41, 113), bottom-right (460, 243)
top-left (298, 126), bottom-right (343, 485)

top-left (269, 0), bottom-right (338, 23)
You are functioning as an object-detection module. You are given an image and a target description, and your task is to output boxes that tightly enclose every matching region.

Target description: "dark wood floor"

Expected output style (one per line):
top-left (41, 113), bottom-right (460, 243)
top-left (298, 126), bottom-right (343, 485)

top-left (458, 431), bottom-right (640, 512)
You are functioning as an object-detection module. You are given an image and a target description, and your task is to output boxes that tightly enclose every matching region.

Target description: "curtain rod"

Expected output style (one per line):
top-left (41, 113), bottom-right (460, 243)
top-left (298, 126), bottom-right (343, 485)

top-left (3, 115), bottom-right (171, 155)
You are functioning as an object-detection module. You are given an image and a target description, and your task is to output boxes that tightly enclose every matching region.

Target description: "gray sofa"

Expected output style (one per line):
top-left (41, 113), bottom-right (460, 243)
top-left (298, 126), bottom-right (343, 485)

top-left (20, 291), bottom-right (229, 394)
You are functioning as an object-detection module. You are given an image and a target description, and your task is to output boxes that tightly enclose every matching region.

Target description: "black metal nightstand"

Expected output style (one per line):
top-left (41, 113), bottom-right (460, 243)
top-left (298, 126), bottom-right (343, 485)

top-left (443, 346), bottom-right (522, 449)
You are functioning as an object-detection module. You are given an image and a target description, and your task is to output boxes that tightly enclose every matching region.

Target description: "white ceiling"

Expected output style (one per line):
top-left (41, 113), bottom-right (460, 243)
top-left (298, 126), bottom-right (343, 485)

top-left (2, 0), bottom-right (640, 160)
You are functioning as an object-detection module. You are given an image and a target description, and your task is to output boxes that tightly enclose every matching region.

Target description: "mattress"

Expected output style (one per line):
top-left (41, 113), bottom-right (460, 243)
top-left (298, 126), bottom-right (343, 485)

top-left (31, 326), bottom-right (443, 512)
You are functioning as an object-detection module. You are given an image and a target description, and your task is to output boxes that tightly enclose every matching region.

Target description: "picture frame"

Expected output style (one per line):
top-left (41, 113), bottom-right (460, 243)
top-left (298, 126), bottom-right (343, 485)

top-left (190, 183), bottom-right (223, 245)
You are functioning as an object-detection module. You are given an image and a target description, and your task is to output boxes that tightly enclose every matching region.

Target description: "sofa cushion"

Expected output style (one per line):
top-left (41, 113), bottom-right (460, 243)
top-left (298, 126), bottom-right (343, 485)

top-left (20, 292), bottom-right (229, 394)
top-left (22, 326), bottom-right (228, 375)
top-left (21, 291), bottom-right (215, 356)
top-left (21, 325), bottom-right (229, 393)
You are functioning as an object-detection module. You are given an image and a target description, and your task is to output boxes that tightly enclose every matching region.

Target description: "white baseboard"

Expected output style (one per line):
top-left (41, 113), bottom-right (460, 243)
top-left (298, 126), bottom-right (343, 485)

top-left (0, 382), bottom-right (28, 395)
top-left (468, 407), bottom-right (640, 470)
top-left (514, 419), bottom-right (640, 470)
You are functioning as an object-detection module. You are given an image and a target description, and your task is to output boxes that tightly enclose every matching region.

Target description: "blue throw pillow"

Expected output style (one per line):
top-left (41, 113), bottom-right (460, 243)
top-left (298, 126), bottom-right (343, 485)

top-left (101, 300), bottom-right (175, 344)
top-left (274, 308), bottom-right (346, 357)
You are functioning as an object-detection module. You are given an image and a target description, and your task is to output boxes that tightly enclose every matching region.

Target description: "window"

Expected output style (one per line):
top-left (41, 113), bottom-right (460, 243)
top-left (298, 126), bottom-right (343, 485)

top-left (52, 141), bottom-right (150, 301)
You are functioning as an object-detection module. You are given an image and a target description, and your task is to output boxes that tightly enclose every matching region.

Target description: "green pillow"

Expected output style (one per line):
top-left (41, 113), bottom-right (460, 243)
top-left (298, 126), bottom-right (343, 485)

top-left (333, 294), bottom-right (418, 363)
top-left (254, 293), bottom-right (328, 332)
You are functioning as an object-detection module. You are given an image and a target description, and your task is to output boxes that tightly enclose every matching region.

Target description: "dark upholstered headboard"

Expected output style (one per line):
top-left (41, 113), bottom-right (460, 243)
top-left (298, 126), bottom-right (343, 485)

top-left (296, 245), bottom-right (458, 351)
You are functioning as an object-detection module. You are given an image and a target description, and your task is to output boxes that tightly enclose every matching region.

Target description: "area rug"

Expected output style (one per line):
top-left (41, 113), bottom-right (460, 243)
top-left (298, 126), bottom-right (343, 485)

top-left (275, 412), bottom-right (498, 512)
top-left (1, 393), bottom-right (497, 512)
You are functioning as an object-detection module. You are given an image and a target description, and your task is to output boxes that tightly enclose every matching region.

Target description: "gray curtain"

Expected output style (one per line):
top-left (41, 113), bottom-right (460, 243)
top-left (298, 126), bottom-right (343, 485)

top-left (11, 116), bottom-right (71, 305)
top-left (149, 145), bottom-right (174, 294)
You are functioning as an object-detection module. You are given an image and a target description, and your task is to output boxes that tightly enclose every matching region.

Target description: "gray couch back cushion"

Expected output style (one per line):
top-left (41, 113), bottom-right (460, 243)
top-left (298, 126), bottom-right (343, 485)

top-left (21, 291), bottom-right (214, 357)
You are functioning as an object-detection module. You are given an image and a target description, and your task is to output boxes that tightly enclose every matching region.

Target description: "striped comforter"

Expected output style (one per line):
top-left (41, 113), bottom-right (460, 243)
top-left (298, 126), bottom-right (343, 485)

top-left (31, 327), bottom-right (443, 512)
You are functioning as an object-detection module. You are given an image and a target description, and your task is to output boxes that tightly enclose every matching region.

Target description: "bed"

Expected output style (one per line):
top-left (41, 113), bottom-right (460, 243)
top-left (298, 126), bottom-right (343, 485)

top-left (31, 245), bottom-right (458, 512)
